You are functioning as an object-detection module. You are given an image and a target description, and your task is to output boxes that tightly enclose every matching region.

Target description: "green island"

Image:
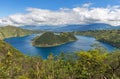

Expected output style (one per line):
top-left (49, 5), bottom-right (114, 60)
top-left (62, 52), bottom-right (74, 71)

top-left (75, 30), bottom-right (120, 48)
top-left (32, 32), bottom-right (77, 47)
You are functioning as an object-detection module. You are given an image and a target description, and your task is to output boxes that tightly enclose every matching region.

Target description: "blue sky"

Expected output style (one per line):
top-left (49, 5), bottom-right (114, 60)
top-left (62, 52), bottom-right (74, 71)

top-left (0, 0), bottom-right (120, 17)
top-left (0, 0), bottom-right (120, 26)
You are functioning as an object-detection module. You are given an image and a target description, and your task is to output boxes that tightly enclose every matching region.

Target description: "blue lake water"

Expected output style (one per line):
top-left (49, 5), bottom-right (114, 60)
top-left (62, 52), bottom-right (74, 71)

top-left (4, 34), bottom-right (116, 59)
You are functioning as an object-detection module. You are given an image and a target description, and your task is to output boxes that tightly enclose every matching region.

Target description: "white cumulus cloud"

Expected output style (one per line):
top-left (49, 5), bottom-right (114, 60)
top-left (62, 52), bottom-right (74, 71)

top-left (0, 4), bottom-right (120, 26)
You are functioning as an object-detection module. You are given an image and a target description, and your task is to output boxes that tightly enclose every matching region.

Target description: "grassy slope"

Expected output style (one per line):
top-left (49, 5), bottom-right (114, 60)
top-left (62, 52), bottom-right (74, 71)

top-left (0, 26), bottom-right (36, 40)
top-left (75, 30), bottom-right (120, 48)
top-left (0, 40), bottom-right (24, 59)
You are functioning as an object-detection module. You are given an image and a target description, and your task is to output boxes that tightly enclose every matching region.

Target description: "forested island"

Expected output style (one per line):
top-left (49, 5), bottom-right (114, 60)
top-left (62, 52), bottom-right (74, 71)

top-left (32, 32), bottom-right (77, 47)
top-left (75, 30), bottom-right (120, 48)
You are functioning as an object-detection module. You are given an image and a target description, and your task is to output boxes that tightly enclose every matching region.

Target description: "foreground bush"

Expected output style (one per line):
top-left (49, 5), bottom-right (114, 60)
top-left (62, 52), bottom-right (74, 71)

top-left (0, 49), bottom-right (120, 79)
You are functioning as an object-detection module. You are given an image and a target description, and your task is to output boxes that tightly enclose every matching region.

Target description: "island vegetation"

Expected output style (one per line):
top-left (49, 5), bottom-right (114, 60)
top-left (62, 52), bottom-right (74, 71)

top-left (32, 32), bottom-right (77, 47)
top-left (75, 30), bottom-right (120, 48)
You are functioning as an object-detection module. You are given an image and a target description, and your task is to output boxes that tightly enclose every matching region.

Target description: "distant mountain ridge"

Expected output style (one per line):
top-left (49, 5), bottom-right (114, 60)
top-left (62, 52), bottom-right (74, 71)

top-left (21, 23), bottom-right (120, 32)
top-left (54, 23), bottom-right (120, 32)
top-left (21, 25), bottom-right (58, 31)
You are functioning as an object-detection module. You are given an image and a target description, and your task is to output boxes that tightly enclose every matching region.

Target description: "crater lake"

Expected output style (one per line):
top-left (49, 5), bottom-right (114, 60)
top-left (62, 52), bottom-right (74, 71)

top-left (4, 34), bottom-right (116, 59)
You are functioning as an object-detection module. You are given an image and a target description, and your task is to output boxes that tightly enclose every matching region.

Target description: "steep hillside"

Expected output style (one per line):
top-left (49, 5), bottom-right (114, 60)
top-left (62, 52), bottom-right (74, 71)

top-left (0, 26), bottom-right (35, 40)
top-left (0, 40), bottom-right (35, 79)
top-left (75, 30), bottom-right (120, 48)
top-left (0, 40), bottom-right (24, 57)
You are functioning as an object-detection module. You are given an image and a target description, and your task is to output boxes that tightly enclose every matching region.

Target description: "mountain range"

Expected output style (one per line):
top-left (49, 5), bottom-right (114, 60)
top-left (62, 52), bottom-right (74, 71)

top-left (21, 23), bottom-right (120, 32)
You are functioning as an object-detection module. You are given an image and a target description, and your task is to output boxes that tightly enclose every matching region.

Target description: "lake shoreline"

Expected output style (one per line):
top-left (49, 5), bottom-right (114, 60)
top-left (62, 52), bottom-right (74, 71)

top-left (32, 40), bottom-right (77, 48)
top-left (4, 34), bottom-right (116, 59)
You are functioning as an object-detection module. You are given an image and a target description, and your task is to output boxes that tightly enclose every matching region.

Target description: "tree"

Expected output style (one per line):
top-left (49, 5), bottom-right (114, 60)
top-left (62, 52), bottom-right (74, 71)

top-left (75, 50), bottom-right (108, 79)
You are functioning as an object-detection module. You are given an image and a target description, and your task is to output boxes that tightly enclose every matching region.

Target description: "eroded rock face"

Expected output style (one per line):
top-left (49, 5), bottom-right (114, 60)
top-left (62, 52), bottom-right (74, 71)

top-left (32, 32), bottom-right (77, 47)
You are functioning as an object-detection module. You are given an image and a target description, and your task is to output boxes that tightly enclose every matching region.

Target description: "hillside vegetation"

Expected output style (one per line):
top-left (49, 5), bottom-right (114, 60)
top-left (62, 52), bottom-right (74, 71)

top-left (0, 26), bottom-right (120, 79)
top-left (0, 26), bottom-right (36, 40)
top-left (0, 40), bottom-right (120, 79)
top-left (75, 30), bottom-right (120, 48)
top-left (32, 32), bottom-right (77, 47)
